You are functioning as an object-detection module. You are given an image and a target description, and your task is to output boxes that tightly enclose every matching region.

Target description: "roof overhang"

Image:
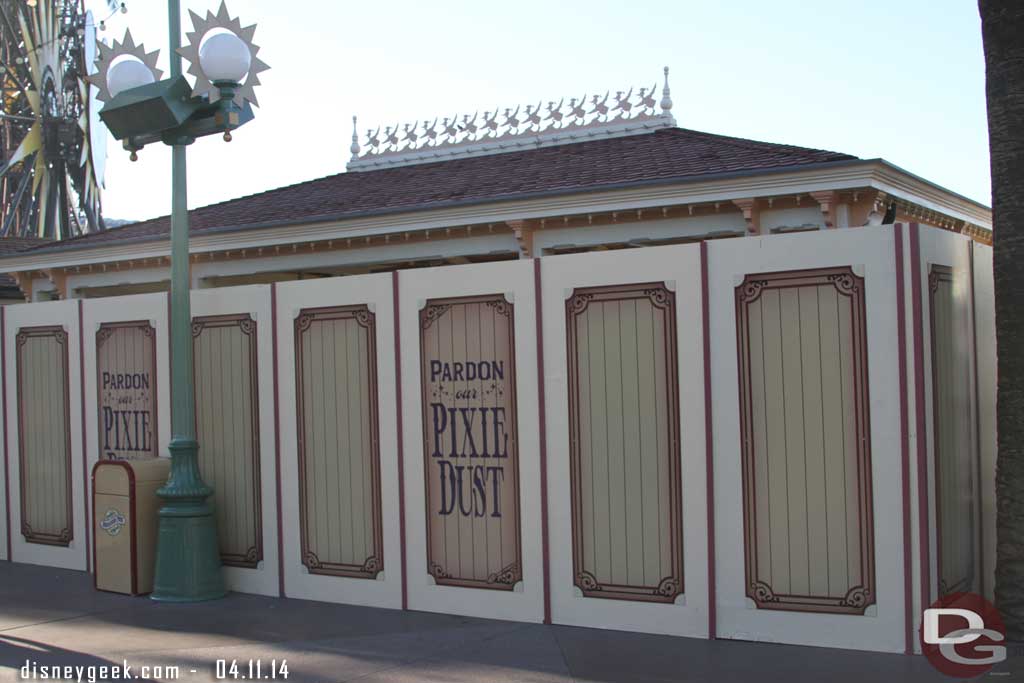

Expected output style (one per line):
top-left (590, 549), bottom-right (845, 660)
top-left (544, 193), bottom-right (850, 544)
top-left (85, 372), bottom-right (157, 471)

top-left (0, 158), bottom-right (991, 274)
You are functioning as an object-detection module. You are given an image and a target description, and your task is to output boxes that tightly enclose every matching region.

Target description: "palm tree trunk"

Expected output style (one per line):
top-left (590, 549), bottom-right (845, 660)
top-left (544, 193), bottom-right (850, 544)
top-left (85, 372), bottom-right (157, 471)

top-left (980, 0), bottom-right (1024, 640)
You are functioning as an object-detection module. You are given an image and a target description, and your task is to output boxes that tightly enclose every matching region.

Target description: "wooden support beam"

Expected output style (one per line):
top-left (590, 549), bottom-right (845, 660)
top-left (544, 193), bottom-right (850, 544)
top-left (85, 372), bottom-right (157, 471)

top-left (11, 272), bottom-right (32, 302)
top-left (809, 190), bottom-right (838, 229)
top-left (732, 198), bottom-right (760, 235)
top-left (42, 268), bottom-right (68, 300)
top-left (507, 220), bottom-right (534, 258)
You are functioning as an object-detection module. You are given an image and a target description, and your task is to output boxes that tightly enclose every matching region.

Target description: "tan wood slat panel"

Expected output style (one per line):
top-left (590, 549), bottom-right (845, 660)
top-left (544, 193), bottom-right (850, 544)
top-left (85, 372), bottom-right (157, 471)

top-left (759, 289), bottom-right (791, 594)
top-left (817, 286), bottom-right (851, 597)
top-left (96, 322), bottom-right (157, 461)
top-left (574, 312), bottom-right (596, 580)
top-left (929, 266), bottom-right (976, 595)
top-left (602, 301), bottom-right (629, 586)
top-left (16, 327), bottom-right (73, 546)
top-left (566, 284), bottom-right (683, 603)
top-left (747, 298), bottom-right (773, 589)
top-left (618, 300), bottom-right (646, 586)
top-left (464, 302), bottom-right (487, 580)
top-left (420, 294), bottom-right (522, 590)
top-left (348, 318), bottom-right (367, 567)
top-left (736, 268), bottom-right (876, 614)
top-left (635, 300), bottom-right (661, 587)
top-left (295, 306), bottom-right (383, 578)
top-left (799, 286), bottom-right (829, 597)
top-left (836, 294), bottom-right (862, 592)
top-left (587, 303), bottom-right (611, 584)
top-left (193, 315), bottom-right (263, 568)
top-left (779, 288), bottom-right (811, 598)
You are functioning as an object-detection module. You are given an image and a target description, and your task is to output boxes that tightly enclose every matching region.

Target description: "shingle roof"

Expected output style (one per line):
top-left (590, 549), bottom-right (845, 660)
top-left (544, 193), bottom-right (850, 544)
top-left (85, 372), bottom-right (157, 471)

top-left (26, 127), bottom-right (858, 254)
top-left (0, 237), bottom-right (49, 294)
top-left (0, 237), bottom-right (51, 254)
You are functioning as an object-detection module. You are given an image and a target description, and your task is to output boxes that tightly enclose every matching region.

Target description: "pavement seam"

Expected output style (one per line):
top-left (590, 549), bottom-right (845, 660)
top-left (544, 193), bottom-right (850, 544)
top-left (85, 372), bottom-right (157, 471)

top-left (0, 607), bottom-right (134, 635)
top-left (75, 623), bottom-right (527, 663)
top-left (336, 623), bottom-right (546, 683)
top-left (548, 627), bottom-right (579, 683)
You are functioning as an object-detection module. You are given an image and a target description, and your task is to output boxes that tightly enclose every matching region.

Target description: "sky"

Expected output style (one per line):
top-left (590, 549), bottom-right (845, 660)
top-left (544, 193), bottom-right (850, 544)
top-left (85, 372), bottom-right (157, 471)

top-left (84, 0), bottom-right (991, 222)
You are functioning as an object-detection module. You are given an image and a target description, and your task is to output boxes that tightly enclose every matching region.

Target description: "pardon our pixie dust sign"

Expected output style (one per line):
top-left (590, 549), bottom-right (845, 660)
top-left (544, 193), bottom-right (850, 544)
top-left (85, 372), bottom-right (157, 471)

top-left (97, 322), bottom-right (157, 460)
top-left (419, 294), bottom-right (522, 590)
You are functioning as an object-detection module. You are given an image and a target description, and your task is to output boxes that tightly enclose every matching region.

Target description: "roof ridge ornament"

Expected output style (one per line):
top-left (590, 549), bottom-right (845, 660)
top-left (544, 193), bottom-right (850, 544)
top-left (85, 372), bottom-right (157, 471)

top-left (348, 68), bottom-right (677, 172)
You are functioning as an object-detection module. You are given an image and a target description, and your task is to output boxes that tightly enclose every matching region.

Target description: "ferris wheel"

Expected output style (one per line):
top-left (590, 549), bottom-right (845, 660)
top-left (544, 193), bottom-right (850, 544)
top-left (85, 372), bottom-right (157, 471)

top-left (0, 0), bottom-right (108, 239)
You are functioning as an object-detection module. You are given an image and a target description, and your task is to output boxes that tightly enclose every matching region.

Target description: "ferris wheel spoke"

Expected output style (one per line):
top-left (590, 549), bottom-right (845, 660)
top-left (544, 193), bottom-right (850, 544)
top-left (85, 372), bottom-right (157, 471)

top-left (1, 158), bottom-right (33, 238)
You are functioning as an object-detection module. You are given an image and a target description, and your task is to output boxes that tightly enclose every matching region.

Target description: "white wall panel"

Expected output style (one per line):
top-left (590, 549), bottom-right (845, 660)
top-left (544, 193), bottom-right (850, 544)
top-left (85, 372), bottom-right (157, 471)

top-left (191, 285), bottom-right (278, 597)
top-left (4, 300), bottom-right (86, 570)
top-left (276, 273), bottom-right (401, 609)
top-left (541, 245), bottom-right (708, 637)
top-left (708, 226), bottom-right (906, 652)
top-left (399, 259), bottom-right (544, 622)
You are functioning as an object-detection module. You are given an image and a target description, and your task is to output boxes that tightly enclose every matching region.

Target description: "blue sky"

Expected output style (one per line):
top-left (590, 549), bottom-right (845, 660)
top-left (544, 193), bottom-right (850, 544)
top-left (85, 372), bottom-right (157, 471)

top-left (86, 0), bottom-right (990, 222)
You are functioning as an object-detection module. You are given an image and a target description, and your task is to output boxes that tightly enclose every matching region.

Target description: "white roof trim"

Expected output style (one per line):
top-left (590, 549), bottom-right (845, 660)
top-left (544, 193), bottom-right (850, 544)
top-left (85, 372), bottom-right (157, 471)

top-left (0, 159), bottom-right (990, 273)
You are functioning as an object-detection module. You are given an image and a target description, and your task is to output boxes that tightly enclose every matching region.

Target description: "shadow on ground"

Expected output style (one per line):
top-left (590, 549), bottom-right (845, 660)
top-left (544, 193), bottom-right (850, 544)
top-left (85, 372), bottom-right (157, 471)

top-left (1, 563), bottom-right (1021, 682)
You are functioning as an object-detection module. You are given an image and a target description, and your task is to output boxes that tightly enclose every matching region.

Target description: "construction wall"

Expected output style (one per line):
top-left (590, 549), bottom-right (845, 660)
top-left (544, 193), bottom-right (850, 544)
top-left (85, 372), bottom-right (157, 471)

top-left (0, 224), bottom-right (994, 654)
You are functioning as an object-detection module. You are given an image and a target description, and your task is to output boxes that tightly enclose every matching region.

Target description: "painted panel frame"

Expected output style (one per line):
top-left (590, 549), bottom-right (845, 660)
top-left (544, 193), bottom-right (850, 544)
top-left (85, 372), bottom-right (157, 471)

top-left (192, 313), bottom-right (263, 569)
top-left (16, 325), bottom-right (74, 547)
top-left (564, 283), bottom-right (684, 603)
top-left (96, 321), bottom-right (158, 461)
top-left (293, 304), bottom-right (384, 580)
top-left (418, 293), bottom-right (523, 591)
top-left (734, 266), bottom-right (876, 615)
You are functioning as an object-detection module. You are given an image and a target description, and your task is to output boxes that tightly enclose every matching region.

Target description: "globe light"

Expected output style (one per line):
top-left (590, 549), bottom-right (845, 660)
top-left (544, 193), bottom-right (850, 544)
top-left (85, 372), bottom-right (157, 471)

top-left (107, 57), bottom-right (155, 98)
top-left (199, 32), bottom-right (250, 84)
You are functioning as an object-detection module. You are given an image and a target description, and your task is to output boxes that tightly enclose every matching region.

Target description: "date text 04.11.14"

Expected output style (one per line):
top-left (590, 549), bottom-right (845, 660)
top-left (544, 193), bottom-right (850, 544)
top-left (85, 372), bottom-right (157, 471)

top-left (216, 660), bottom-right (289, 680)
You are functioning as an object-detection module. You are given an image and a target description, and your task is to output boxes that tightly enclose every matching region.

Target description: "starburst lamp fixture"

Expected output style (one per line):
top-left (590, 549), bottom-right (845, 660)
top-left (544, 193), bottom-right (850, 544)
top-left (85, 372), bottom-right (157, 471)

top-left (88, 2), bottom-right (266, 155)
top-left (82, 0), bottom-right (269, 604)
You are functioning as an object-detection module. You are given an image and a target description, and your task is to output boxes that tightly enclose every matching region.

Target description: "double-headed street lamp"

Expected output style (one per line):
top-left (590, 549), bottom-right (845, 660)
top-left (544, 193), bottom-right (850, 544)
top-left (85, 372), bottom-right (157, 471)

top-left (88, 1), bottom-right (268, 602)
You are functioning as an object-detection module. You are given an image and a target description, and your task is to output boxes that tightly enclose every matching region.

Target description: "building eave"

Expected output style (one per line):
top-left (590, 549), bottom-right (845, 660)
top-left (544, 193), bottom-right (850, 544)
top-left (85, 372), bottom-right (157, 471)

top-left (0, 158), bottom-right (990, 274)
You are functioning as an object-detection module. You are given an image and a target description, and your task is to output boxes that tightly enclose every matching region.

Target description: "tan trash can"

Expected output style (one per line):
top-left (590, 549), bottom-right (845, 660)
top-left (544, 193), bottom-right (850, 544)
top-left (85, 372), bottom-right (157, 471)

top-left (92, 458), bottom-right (171, 595)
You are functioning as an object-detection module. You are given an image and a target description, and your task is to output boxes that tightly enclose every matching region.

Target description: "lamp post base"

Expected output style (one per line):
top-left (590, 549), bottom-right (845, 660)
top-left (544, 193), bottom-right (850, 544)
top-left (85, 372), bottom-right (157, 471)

top-left (151, 438), bottom-right (226, 603)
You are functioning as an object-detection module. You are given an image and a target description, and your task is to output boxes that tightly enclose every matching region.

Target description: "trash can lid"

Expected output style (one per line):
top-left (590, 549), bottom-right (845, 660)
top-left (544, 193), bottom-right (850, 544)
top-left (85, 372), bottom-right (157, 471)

top-left (93, 458), bottom-right (171, 493)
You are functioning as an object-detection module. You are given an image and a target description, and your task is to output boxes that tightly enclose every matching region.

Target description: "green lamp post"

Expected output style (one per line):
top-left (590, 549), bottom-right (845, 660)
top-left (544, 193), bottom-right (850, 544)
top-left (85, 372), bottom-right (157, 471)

top-left (87, 1), bottom-right (268, 602)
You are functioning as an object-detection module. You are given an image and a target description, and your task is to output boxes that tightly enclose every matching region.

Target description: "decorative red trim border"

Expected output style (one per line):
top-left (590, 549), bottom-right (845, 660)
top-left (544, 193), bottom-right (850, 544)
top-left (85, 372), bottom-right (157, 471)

top-left (735, 266), bottom-right (876, 614)
top-left (895, 224), bottom-right (915, 654)
top-left (564, 282), bottom-right (684, 603)
top-left (271, 283), bottom-right (285, 597)
top-left (392, 271), bottom-right (408, 610)
top-left (191, 313), bottom-right (264, 568)
top-left (909, 223), bottom-right (933, 611)
top-left (700, 242), bottom-right (716, 638)
top-left (533, 258), bottom-right (552, 624)
top-left (294, 304), bottom-right (385, 578)
top-left (91, 460), bottom-right (140, 594)
top-left (96, 320), bottom-right (159, 460)
top-left (16, 325), bottom-right (74, 546)
top-left (1, 307), bottom-right (9, 561)
top-left (78, 301), bottom-right (91, 572)
top-left (418, 293), bottom-right (523, 590)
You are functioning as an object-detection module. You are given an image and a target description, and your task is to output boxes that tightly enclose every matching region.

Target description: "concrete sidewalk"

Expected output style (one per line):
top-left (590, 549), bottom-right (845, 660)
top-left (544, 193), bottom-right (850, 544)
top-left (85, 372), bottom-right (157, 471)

top-left (0, 563), bottom-right (1018, 682)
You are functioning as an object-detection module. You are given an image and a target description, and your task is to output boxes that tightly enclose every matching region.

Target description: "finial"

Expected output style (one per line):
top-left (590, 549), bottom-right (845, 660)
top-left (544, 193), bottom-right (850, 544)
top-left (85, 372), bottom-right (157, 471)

top-left (350, 115), bottom-right (360, 158)
top-left (660, 66), bottom-right (673, 114)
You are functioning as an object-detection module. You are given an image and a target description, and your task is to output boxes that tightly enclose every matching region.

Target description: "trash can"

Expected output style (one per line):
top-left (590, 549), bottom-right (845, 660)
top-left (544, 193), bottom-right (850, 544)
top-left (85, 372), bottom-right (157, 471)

top-left (92, 458), bottom-right (170, 595)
